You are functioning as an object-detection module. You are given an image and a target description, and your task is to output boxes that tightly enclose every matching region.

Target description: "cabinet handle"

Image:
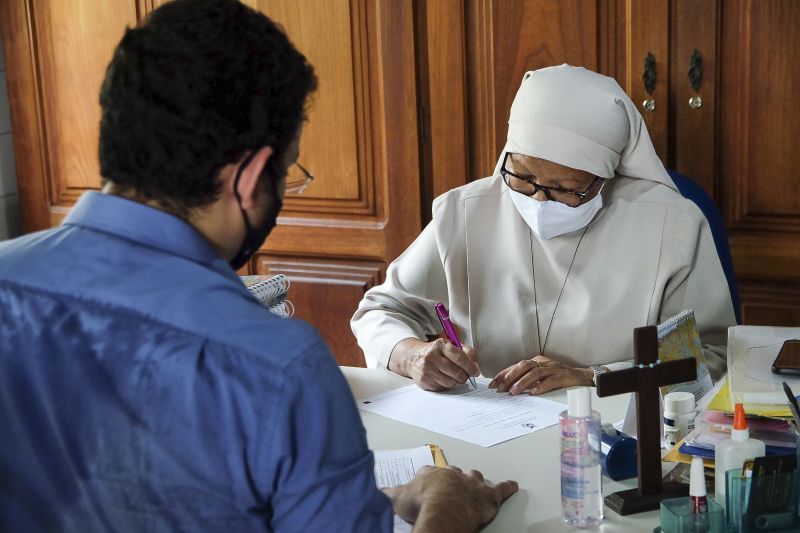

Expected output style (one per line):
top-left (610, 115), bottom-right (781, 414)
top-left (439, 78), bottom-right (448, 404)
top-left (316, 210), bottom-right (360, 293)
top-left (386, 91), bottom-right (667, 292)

top-left (688, 49), bottom-right (703, 110)
top-left (642, 52), bottom-right (657, 112)
top-left (688, 49), bottom-right (703, 91)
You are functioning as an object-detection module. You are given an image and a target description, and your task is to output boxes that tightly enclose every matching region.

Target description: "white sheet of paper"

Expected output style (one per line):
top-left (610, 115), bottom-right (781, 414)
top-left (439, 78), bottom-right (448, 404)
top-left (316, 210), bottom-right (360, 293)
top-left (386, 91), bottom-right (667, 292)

top-left (373, 445), bottom-right (434, 488)
top-left (373, 446), bottom-right (435, 533)
top-left (358, 380), bottom-right (565, 447)
top-left (729, 326), bottom-right (800, 406)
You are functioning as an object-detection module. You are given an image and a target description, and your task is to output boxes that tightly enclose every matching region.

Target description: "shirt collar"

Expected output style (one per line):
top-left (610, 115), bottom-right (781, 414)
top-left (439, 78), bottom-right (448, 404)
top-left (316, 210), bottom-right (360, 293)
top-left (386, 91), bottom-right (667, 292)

top-left (64, 192), bottom-right (234, 276)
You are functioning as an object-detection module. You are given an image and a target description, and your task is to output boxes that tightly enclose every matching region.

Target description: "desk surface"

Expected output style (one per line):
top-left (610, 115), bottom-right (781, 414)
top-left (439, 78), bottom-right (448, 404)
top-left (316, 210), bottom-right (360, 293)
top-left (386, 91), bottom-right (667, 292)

top-left (342, 366), bottom-right (664, 532)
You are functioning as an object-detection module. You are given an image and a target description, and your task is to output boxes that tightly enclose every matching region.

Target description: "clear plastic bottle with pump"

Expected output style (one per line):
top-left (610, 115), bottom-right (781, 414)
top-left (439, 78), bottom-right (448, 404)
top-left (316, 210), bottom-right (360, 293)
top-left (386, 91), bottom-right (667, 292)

top-left (561, 387), bottom-right (604, 528)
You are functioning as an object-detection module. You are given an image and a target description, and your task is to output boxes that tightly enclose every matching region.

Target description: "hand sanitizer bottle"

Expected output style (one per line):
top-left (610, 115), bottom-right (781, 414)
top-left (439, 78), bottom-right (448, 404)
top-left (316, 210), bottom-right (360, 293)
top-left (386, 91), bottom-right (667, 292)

top-left (561, 387), bottom-right (603, 527)
top-left (714, 403), bottom-right (765, 508)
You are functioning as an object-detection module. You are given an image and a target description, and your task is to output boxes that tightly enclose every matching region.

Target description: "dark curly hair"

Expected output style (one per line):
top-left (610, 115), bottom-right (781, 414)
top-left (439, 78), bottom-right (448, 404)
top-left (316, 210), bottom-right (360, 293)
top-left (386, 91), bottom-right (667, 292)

top-left (98, 0), bottom-right (317, 212)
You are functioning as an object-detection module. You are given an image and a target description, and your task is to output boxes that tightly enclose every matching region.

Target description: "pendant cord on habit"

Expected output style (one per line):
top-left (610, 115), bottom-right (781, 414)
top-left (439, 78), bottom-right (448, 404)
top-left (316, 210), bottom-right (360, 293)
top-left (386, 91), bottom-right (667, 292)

top-left (531, 224), bottom-right (592, 356)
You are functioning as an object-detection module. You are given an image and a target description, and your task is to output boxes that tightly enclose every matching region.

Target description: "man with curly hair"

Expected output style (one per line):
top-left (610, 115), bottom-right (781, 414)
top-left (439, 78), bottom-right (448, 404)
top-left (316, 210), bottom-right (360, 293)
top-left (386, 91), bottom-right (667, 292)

top-left (0, 1), bottom-right (516, 531)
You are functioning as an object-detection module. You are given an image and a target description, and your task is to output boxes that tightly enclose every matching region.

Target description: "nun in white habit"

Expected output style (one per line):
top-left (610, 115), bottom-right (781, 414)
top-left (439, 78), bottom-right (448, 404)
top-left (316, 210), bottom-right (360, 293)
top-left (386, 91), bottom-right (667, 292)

top-left (351, 65), bottom-right (736, 394)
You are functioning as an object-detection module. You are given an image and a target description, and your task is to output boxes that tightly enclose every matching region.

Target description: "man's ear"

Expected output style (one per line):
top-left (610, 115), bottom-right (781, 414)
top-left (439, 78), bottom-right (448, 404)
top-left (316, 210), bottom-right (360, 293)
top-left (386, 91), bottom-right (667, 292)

top-left (232, 146), bottom-right (274, 210)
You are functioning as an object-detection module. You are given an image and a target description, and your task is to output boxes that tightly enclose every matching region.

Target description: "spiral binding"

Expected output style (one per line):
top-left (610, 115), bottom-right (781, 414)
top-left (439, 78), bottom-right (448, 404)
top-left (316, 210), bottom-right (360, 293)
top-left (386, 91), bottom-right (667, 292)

top-left (240, 274), bottom-right (293, 318)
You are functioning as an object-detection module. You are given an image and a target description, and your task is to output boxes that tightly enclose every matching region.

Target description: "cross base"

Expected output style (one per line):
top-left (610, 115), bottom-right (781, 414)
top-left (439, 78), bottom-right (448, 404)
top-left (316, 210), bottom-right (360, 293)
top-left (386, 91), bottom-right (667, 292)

top-left (604, 481), bottom-right (689, 516)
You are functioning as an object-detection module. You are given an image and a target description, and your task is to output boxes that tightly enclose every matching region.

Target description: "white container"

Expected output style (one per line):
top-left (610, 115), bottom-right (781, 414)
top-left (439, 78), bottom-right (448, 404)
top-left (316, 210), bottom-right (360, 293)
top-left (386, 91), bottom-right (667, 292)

top-left (713, 403), bottom-right (765, 508)
top-left (560, 387), bottom-right (603, 528)
top-left (663, 391), bottom-right (697, 447)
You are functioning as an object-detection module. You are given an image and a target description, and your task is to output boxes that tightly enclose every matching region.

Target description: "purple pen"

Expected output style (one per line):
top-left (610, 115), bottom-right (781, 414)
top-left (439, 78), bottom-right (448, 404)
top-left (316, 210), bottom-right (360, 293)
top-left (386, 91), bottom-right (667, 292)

top-left (435, 303), bottom-right (477, 389)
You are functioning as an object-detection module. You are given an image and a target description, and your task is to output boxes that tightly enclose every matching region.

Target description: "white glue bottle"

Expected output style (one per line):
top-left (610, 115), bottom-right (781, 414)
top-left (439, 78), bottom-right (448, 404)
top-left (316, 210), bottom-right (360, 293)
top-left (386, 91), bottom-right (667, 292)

top-left (663, 391), bottom-right (697, 447)
top-left (561, 387), bottom-right (603, 527)
top-left (714, 403), bottom-right (765, 508)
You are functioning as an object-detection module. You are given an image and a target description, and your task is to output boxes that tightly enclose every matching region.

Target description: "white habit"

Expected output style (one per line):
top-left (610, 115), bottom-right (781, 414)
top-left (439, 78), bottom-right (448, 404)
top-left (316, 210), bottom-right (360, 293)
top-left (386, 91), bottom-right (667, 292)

top-left (350, 65), bottom-right (736, 379)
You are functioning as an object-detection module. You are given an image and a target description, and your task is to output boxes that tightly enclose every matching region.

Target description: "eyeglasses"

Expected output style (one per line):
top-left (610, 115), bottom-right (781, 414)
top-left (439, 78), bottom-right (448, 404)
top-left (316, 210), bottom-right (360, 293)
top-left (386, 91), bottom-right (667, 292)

top-left (500, 152), bottom-right (603, 207)
top-left (285, 163), bottom-right (314, 195)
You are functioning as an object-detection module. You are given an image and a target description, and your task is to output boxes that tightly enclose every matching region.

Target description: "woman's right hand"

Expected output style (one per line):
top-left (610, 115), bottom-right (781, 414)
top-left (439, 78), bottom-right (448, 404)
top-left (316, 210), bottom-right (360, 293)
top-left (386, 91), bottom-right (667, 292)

top-left (389, 338), bottom-right (480, 391)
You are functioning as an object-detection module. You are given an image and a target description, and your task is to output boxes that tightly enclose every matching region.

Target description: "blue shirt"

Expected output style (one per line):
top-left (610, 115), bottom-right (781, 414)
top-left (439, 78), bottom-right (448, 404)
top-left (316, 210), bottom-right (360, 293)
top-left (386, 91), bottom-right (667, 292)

top-left (0, 192), bottom-right (392, 532)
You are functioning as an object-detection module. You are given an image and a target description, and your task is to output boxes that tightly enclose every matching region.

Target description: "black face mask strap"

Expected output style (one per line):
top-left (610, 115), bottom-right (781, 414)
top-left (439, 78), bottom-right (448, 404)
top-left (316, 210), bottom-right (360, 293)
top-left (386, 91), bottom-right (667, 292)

top-left (228, 149), bottom-right (284, 271)
top-left (232, 150), bottom-right (259, 221)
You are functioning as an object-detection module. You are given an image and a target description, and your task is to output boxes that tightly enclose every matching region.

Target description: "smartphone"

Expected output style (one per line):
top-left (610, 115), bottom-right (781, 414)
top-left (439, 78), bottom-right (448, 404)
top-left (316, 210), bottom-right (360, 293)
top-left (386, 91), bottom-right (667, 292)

top-left (771, 339), bottom-right (800, 375)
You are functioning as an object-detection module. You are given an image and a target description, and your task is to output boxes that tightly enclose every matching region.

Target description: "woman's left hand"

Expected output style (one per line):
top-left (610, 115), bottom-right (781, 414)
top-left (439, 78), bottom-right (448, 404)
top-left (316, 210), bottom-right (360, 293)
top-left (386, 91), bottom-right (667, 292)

top-left (488, 355), bottom-right (593, 395)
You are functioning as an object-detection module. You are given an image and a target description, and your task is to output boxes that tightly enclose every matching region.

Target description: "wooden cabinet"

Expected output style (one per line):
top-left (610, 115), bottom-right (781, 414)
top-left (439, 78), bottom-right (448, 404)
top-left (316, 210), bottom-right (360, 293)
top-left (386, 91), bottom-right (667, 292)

top-left (1, 0), bottom-right (423, 366)
top-left (2, 0), bottom-right (798, 366)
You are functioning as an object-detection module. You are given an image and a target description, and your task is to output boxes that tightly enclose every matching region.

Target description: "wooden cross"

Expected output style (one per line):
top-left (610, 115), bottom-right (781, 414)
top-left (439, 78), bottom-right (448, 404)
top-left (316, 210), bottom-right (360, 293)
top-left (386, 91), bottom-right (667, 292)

top-left (595, 325), bottom-right (697, 515)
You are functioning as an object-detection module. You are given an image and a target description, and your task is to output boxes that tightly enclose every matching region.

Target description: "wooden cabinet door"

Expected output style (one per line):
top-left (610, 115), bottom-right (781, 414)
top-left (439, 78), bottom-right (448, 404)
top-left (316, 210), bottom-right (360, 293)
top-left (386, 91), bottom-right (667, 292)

top-left (717, 0), bottom-right (800, 326)
top-left (0, 0), bottom-right (138, 230)
top-left (650, 0), bottom-right (800, 326)
top-left (0, 0), bottom-right (423, 366)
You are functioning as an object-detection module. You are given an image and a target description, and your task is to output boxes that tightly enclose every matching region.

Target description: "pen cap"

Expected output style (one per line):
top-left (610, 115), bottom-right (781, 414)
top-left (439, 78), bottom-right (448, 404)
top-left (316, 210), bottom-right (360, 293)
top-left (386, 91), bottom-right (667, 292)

top-left (689, 456), bottom-right (706, 497)
top-left (567, 387), bottom-right (592, 417)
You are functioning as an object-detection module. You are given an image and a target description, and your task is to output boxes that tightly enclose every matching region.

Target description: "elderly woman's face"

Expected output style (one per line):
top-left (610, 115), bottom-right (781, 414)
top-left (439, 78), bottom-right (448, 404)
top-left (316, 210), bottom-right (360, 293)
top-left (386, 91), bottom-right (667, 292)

top-left (506, 153), bottom-right (603, 205)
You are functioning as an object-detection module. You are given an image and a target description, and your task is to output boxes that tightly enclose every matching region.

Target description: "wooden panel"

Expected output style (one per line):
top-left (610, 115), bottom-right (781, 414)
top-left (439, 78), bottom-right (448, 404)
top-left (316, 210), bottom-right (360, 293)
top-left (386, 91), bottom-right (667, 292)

top-left (623, 0), bottom-right (669, 162)
top-left (32, 0), bottom-right (137, 207)
top-left (465, 0), bottom-right (604, 180)
top-left (257, 0), bottom-right (363, 205)
top-left (729, 234), bottom-right (800, 281)
top-left (0, 0), bottom-right (50, 232)
top-left (417, 0), bottom-right (469, 202)
top-left (668, 0), bottom-right (718, 197)
top-left (259, 0), bottom-right (422, 263)
top-left (719, 0), bottom-right (800, 325)
top-left (740, 281), bottom-right (800, 327)
top-left (720, 0), bottom-right (800, 232)
top-left (256, 255), bottom-right (384, 366)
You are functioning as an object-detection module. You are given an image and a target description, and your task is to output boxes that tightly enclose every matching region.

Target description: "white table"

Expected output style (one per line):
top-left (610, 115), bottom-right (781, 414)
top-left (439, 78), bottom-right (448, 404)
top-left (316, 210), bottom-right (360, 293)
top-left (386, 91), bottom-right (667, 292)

top-left (342, 366), bottom-right (665, 532)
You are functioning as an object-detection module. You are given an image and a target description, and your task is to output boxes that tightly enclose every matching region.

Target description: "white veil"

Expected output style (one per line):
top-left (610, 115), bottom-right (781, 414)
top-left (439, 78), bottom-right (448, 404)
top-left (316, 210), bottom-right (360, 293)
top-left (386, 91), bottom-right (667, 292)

top-left (492, 64), bottom-right (676, 191)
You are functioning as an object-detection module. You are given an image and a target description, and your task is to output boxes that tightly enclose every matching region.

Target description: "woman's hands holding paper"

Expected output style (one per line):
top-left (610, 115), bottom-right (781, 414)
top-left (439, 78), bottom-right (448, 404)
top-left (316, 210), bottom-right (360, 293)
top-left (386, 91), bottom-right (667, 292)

top-left (383, 465), bottom-right (518, 532)
top-left (389, 338), bottom-right (480, 391)
top-left (489, 355), bottom-right (593, 395)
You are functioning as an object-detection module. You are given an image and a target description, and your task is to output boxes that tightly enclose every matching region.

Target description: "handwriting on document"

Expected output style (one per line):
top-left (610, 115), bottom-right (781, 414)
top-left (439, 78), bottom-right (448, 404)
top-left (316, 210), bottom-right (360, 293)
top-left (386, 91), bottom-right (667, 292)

top-left (359, 381), bottom-right (566, 447)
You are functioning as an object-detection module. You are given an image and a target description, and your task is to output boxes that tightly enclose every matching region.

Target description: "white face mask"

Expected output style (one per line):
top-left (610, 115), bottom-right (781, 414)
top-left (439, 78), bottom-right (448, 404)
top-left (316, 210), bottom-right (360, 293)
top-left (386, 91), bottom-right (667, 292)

top-left (509, 188), bottom-right (603, 240)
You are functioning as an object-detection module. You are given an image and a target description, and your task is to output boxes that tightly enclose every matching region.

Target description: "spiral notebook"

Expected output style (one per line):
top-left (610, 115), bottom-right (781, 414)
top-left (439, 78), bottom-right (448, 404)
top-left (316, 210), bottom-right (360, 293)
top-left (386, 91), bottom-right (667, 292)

top-left (620, 309), bottom-right (714, 438)
top-left (657, 309), bottom-right (714, 401)
top-left (240, 274), bottom-right (294, 318)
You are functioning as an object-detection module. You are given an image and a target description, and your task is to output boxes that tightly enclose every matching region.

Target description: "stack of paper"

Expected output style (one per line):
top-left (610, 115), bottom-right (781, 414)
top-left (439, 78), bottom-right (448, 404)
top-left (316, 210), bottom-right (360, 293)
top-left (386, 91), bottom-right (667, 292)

top-left (681, 411), bottom-right (795, 459)
top-left (725, 325), bottom-right (800, 415)
top-left (665, 326), bottom-right (800, 466)
top-left (373, 445), bottom-right (446, 533)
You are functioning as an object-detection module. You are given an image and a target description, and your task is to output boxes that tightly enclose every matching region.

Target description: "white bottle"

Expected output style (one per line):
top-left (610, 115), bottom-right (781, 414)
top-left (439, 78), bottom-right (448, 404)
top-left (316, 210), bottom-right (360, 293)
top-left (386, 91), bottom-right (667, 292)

top-left (560, 387), bottom-right (603, 528)
top-left (663, 391), bottom-right (697, 447)
top-left (714, 403), bottom-right (765, 508)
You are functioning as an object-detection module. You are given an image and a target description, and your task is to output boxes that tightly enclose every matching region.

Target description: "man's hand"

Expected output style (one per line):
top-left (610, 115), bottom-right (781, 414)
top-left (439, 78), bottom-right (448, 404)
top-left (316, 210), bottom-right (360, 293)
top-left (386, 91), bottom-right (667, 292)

top-left (389, 338), bottom-right (480, 391)
top-left (383, 466), bottom-right (518, 532)
top-left (489, 355), bottom-right (593, 395)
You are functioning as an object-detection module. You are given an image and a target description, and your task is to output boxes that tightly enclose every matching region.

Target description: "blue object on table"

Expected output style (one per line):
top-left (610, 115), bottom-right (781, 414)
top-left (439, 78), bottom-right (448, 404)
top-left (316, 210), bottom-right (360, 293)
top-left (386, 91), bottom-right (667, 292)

top-left (600, 428), bottom-right (638, 480)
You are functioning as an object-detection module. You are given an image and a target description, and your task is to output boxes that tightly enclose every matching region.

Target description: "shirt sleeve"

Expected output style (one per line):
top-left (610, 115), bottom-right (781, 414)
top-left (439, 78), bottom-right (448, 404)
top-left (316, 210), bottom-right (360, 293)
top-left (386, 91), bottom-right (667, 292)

top-left (659, 203), bottom-right (737, 381)
top-left (263, 340), bottom-right (393, 532)
top-left (350, 221), bottom-right (450, 369)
